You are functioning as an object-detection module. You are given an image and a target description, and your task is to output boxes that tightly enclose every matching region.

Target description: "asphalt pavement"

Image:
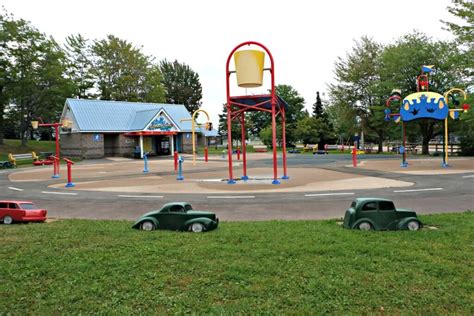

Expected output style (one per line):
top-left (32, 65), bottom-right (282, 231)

top-left (1, 154), bottom-right (473, 222)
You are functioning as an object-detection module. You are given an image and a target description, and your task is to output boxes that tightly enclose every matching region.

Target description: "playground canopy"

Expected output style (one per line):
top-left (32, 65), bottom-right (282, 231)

top-left (229, 94), bottom-right (289, 112)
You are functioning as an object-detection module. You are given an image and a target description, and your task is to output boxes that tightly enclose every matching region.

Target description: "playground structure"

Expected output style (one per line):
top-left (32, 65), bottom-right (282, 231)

top-left (180, 109), bottom-right (213, 166)
top-left (384, 65), bottom-right (469, 167)
top-left (31, 118), bottom-right (72, 178)
top-left (226, 41), bottom-right (288, 184)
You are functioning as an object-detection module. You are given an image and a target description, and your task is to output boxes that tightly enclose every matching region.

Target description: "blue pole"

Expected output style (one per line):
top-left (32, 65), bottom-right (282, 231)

top-left (176, 156), bottom-right (184, 180)
top-left (143, 152), bottom-right (149, 173)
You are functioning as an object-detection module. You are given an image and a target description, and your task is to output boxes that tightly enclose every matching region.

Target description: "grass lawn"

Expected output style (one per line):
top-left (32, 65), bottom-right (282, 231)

top-left (0, 212), bottom-right (472, 314)
top-left (0, 139), bottom-right (80, 167)
top-left (0, 139), bottom-right (56, 165)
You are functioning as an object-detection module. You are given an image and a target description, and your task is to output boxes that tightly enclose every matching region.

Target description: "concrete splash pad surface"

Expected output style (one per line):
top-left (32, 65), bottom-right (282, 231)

top-left (10, 155), bottom-right (474, 194)
top-left (355, 158), bottom-right (474, 175)
top-left (45, 167), bottom-right (413, 194)
top-left (6, 155), bottom-right (414, 194)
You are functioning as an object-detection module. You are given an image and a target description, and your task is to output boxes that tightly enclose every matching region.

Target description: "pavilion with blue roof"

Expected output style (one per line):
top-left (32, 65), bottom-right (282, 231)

top-left (59, 99), bottom-right (217, 159)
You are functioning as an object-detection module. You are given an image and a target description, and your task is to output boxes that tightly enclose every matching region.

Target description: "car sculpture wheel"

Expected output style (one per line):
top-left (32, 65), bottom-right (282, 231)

top-left (132, 202), bottom-right (219, 233)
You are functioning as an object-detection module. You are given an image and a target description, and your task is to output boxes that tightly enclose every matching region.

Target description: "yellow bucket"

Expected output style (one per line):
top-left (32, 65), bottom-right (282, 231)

top-left (31, 121), bottom-right (39, 130)
top-left (234, 50), bottom-right (265, 88)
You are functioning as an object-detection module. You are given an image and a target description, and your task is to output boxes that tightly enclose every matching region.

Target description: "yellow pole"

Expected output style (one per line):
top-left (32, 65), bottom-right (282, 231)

top-left (182, 109), bottom-right (211, 166)
top-left (443, 88), bottom-right (467, 167)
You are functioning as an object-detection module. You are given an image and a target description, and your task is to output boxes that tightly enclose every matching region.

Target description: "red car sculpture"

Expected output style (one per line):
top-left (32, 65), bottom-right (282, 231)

top-left (0, 201), bottom-right (47, 224)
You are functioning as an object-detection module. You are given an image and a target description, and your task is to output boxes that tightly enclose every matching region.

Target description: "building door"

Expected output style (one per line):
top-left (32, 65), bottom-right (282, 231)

top-left (155, 136), bottom-right (170, 156)
top-left (104, 134), bottom-right (119, 156)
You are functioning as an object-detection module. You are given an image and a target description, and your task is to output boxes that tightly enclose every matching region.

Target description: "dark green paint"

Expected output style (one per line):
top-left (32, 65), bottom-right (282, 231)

top-left (132, 202), bottom-right (218, 232)
top-left (343, 198), bottom-right (422, 231)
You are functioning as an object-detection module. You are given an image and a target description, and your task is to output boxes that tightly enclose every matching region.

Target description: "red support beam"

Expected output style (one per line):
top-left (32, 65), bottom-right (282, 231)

top-left (241, 113), bottom-right (248, 180)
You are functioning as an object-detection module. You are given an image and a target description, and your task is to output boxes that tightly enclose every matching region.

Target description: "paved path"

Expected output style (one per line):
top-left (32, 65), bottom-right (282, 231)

top-left (1, 154), bottom-right (473, 221)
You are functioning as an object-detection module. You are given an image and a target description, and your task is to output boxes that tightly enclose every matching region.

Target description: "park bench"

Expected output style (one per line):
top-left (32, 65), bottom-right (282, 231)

top-left (253, 145), bottom-right (268, 152)
top-left (8, 153), bottom-right (35, 167)
top-left (7, 151), bottom-right (54, 167)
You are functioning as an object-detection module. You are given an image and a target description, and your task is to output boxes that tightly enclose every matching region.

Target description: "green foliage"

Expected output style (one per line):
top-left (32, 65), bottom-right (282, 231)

top-left (328, 36), bottom-right (391, 151)
top-left (92, 35), bottom-right (165, 103)
top-left (64, 34), bottom-right (95, 99)
top-left (294, 116), bottom-right (322, 144)
top-left (159, 59), bottom-right (202, 113)
top-left (0, 11), bottom-right (73, 145)
top-left (458, 108), bottom-right (474, 155)
top-left (0, 139), bottom-right (56, 163)
top-left (0, 213), bottom-right (472, 314)
top-left (442, 0), bottom-right (474, 45)
top-left (218, 103), bottom-right (244, 146)
top-left (312, 91), bottom-right (324, 117)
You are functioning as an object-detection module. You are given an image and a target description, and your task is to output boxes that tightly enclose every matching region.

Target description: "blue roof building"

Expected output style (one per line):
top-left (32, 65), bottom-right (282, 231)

top-left (60, 99), bottom-right (219, 159)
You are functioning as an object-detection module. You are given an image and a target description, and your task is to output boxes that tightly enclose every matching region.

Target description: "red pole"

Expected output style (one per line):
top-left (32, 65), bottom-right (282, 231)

top-left (204, 147), bottom-right (208, 162)
top-left (281, 108), bottom-right (288, 179)
top-left (226, 103), bottom-right (235, 184)
top-left (67, 162), bottom-right (72, 183)
top-left (174, 151), bottom-right (178, 171)
top-left (352, 148), bottom-right (357, 167)
top-left (270, 98), bottom-right (279, 184)
top-left (237, 147), bottom-right (240, 160)
top-left (55, 124), bottom-right (60, 174)
top-left (241, 113), bottom-right (248, 180)
top-left (64, 158), bottom-right (75, 187)
top-left (51, 156), bottom-right (59, 178)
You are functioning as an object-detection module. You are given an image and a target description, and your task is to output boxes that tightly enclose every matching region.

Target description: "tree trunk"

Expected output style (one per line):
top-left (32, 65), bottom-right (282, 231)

top-left (0, 85), bottom-right (5, 145)
top-left (0, 104), bottom-right (4, 145)
top-left (422, 138), bottom-right (430, 155)
top-left (418, 120), bottom-right (437, 155)
top-left (378, 139), bottom-right (384, 153)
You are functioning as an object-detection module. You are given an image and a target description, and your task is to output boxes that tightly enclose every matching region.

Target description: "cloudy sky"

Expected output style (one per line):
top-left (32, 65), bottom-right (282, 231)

top-left (3, 0), bottom-right (455, 124)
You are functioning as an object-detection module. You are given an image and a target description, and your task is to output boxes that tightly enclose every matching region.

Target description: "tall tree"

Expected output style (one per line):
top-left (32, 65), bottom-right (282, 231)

top-left (442, 0), bottom-right (474, 154)
top-left (329, 36), bottom-right (390, 152)
top-left (218, 103), bottom-right (242, 146)
top-left (2, 12), bottom-right (72, 145)
top-left (0, 11), bottom-right (18, 145)
top-left (255, 85), bottom-right (307, 147)
top-left (311, 91), bottom-right (335, 148)
top-left (64, 34), bottom-right (95, 99)
top-left (312, 91), bottom-right (323, 117)
top-left (442, 0), bottom-right (474, 45)
top-left (92, 35), bottom-right (165, 102)
top-left (159, 59), bottom-right (202, 113)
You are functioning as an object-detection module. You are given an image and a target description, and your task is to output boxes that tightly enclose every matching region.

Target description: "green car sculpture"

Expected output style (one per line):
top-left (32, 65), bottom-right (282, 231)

top-left (132, 202), bottom-right (219, 232)
top-left (343, 198), bottom-right (422, 231)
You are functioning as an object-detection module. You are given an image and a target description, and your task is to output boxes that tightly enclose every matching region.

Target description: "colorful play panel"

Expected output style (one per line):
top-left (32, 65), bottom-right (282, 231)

top-left (385, 65), bottom-right (469, 168)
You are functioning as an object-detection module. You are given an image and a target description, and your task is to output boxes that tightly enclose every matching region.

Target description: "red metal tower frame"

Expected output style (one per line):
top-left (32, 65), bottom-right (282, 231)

top-left (225, 41), bottom-right (288, 184)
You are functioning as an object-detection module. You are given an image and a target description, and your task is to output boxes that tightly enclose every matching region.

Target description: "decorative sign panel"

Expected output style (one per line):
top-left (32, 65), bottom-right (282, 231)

top-left (147, 114), bottom-right (175, 131)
